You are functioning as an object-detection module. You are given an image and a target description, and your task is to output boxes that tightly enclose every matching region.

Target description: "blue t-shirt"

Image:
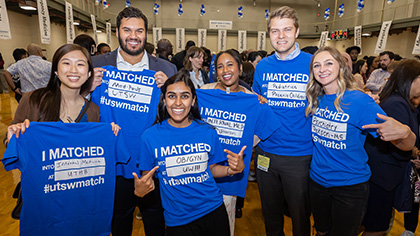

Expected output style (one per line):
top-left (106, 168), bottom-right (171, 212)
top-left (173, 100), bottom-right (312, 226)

top-left (138, 120), bottom-right (225, 227)
top-left (2, 122), bottom-right (130, 236)
top-left (310, 90), bottom-right (385, 188)
top-left (196, 89), bottom-right (281, 197)
top-left (91, 65), bottom-right (160, 178)
top-left (253, 53), bottom-right (313, 156)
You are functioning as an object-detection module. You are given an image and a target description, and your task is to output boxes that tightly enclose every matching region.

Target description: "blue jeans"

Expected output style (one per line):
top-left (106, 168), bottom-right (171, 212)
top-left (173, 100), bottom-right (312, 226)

top-left (310, 179), bottom-right (369, 236)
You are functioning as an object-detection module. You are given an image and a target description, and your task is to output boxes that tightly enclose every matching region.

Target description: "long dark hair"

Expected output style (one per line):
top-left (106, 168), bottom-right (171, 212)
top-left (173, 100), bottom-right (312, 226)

top-left (29, 44), bottom-right (94, 121)
top-left (154, 70), bottom-right (202, 124)
top-left (380, 59), bottom-right (420, 111)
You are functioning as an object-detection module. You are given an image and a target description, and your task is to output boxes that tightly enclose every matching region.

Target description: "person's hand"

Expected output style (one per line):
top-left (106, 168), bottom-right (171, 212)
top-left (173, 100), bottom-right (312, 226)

top-left (110, 122), bottom-right (121, 136)
top-left (362, 113), bottom-right (411, 141)
top-left (412, 159), bottom-right (420, 169)
top-left (365, 91), bottom-right (380, 104)
top-left (7, 119), bottom-right (30, 142)
top-left (15, 88), bottom-right (22, 95)
top-left (133, 166), bottom-right (159, 197)
top-left (154, 71), bottom-right (168, 88)
top-left (90, 67), bottom-right (106, 92)
top-left (224, 146), bottom-right (247, 175)
top-left (257, 95), bottom-right (267, 104)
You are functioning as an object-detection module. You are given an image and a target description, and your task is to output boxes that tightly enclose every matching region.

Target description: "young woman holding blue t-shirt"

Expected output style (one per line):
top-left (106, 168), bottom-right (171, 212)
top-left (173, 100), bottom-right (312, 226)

top-left (134, 70), bottom-right (245, 236)
top-left (6, 44), bottom-right (120, 143)
top-left (362, 59), bottom-right (420, 236)
top-left (305, 46), bottom-right (415, 236)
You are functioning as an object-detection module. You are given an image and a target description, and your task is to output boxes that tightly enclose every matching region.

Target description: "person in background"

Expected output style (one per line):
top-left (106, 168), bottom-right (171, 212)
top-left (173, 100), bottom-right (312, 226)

top-left (6, 49), bottom-right (28, 102)
top-left (353, 59), bottom-right (368, 86)
top-left (182, 46), bottom-right (209, 88)
top-left (248, 51), bottom-right (262, 68)
top-left (241, 61), bottom-right (255, 87)
top-left (156, 39), bottom-right (173, 61)
top-left (345, 45), bottom-right (361, 73)
top-left (0, 53), bottom-right (8, 94)
top-left (4, 43), bottom-right (51, 95)
top-left (366, 56), bottom-right (380, 80)
top-left (73, 34), bottom-right (97, 56)
top-left (172, 40), bottom-right (196, 70)
top-left (201, 47), bottom-right (212, 74)
top-left (258, 50), bottom-right (268, 58)
top-left (362, 59), bottom-right (420, 236)
top-left (342, 52), bottom-right (364, 89)
top-left (366, 51), bottom-right (395, 94)
top-left (145, 42), bottom-right (156, 56)
top-left (97, 43), bottom-right (111, 55)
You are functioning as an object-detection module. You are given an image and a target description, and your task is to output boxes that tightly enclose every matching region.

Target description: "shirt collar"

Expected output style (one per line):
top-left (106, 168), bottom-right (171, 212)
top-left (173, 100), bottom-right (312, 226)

top-left (116, 47), bottom-right (149, 71)
top-left (274, 42), bottom-right (301, 61)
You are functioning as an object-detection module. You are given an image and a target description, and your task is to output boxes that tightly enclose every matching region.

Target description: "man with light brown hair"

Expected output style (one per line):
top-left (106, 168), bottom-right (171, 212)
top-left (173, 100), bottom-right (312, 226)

top-left (252, 6), bottom-right (312, 236)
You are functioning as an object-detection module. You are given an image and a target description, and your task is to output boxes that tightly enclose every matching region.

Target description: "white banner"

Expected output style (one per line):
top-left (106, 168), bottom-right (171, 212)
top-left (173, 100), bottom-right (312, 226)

top-left (198, 29), bottom-right (206, 47)
top-left (354, 25), bottom-right (362, 55)
top-left (209, 20), bottom-right (232, 30)
top-left (65, 1), bottom-right (75, 44)
top-left (91, 14), bottom-right (97, 44)
top-left (106, 22), bottom-right (111, 45)
top-left (218, 30), bottom-right (227, 52)
top-left (176, 28), bottom-right (185, 53)
top-left (318, 31), bottom-right (329, 48)
top-left (153, 27), bottom-right (162, 48)
top-left (374, 20), bottom-right (392, 55)
top-left (238, 30), bottom-right (247, 53)
top-left (0, 0), bottom-right (11, 39)
top-left (412, 22), bottom-right (420, 54)
top-left (257, 31), bottom-right (266, 51)
top-left (37, 0), bottom-right (51, 44)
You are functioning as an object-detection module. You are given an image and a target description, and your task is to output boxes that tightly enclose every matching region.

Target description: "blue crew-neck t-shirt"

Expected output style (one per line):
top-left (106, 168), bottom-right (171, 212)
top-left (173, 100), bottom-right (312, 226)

top-left (138, 120), bottom-right (225, 227)
top-left (2, 122), bottom-right (130, 236)
top-left (196, 89), bottom-right (281, 197)
top-left (253, 52), bottom-right (313, 156)
top-left (91, 65), bottom-right (159, 178)
top-left (310, 90), bottom-right (385, 188)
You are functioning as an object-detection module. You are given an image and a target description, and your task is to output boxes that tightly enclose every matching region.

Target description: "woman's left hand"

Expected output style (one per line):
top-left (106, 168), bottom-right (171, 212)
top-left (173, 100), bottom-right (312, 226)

top-left (154, 71), bottom-right (168, 88)
top-left (110, 122), bottom-right (121, 136)
top-left (257, 95), bottom-right (267, 104)
top-left (224, 146), bottom-right (247, 175)
top-left (7, 119), bottom-right (30, 142)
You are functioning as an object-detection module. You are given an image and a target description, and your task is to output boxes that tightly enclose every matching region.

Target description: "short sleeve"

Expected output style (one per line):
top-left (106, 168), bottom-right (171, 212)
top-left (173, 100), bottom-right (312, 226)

top-left (359, 96), bottom-right (386, 138)
top-left (2, 136), bottom-right (20, 171)
top-left (252, 65), bottom-right (262, 95)
top-left (138, 133), bottom-right (155, 172)
top-left (254, 103), bottom-right (282, 141)
top-left (114, 131), bottom-right (131, 165)
top-left (208, 128), bottom-right (226, 165)
top-left (6, 62), bottom-right (18, 75)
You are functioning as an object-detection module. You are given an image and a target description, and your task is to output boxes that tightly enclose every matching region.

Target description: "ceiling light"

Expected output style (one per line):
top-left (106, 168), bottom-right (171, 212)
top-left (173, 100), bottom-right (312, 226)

top-left (19, 1), bottom-right (37, 10)
top-left (73, 21), bottom-right (80, 26)
top-left (362, 32), bottom-right (371, 36)
top-left (96, 30), bottom-right (102, 33)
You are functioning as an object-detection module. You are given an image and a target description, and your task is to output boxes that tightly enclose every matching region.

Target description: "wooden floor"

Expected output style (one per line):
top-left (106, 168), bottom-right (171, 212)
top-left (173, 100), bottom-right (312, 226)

top-left (0, 91), bottom-right (419, 236)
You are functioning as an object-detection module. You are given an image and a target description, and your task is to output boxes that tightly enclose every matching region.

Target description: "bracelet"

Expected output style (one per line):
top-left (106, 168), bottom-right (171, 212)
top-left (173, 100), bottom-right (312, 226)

top-left (226, 167), bottom-right (234, 177)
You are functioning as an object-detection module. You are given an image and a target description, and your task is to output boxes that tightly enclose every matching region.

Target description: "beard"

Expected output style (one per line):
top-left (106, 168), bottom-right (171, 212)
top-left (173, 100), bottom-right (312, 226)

top-left (118, 35), bottom-right (146, 56)
top-left (381, 64), bottom-right (387, 70)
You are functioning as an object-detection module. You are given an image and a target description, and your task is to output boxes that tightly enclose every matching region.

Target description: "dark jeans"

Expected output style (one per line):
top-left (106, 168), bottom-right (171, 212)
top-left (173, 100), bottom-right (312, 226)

top-left (404, 202), bottom-right (419, 232)
top-left (310, 179), bottom-right (369, 236)
top-left (166, 203), bottom-right (229, 236)
top-left (254, 146), bottom-right (311, 236)
top-left (112, 176), bottom-right (165, 236)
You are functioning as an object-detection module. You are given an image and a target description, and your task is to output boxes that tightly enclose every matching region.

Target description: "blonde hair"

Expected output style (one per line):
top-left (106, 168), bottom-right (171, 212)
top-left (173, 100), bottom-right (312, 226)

top-left (268, 6), bottom-right (299, 31)
top-left (305, 46), bottom-right (360, 116)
